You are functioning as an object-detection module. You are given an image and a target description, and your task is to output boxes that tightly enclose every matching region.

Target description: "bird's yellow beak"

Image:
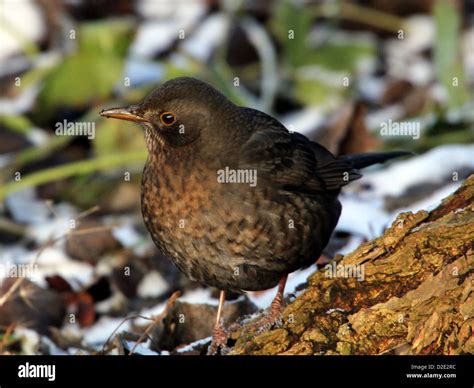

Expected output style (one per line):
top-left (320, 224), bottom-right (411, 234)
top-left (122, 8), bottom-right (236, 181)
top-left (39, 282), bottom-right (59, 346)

top-left (99, 106), bottom-right (149, 123)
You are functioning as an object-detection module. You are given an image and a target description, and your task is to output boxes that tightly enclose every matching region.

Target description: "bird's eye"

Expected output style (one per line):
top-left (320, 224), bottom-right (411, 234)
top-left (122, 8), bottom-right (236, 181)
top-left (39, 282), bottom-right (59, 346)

top-left (159, 112), bottom-right (176, 126)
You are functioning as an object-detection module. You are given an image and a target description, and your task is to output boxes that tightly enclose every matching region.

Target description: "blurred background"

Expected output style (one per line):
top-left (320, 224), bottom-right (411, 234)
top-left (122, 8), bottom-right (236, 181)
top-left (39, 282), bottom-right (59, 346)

top-left (0, 0), bottom-right (473, 355)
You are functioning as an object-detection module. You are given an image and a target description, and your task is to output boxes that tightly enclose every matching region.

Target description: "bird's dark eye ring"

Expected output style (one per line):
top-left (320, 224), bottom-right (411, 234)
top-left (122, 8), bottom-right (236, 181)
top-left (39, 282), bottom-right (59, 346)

top-left (159, 112), bottom-right (176, 126)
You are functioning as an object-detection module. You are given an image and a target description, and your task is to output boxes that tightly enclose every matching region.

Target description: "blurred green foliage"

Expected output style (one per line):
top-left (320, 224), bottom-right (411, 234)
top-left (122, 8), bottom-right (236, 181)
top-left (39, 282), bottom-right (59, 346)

top-left (271, 1), bottom-right (375, 106)
top-left (94, 117), bottom-right (145, 157)
top-left (433, 0), bottom-right (469, 109)
top-left (34, 19), bottom-right (135, 122)
top-left (0, 115), bottom-right (34, 135)
top-left (307, 41), bottom-right (374, 72)
top-left (1, 1), bottom-right (472, 203)
top-left (272, 0), bottom-right (312, 68)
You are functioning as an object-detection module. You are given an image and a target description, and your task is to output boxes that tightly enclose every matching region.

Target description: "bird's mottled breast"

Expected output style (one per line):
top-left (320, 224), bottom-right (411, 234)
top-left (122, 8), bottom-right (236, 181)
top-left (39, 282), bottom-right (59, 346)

top-left (140, 149), bottom-right (337, 291)
top-left (141, 152), bottom-right (214, 253)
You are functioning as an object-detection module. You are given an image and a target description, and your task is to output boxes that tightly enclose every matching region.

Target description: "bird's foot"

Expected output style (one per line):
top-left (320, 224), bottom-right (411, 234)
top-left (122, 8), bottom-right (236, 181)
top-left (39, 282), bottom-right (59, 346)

top-left (246, 301), bottom-right (286, 335)
top-left (245, 276), bottom-right (288, 334)
top-left (207, 322), bottom-right (230, 355)
top-left (257, 304), bottom-right (285, 334)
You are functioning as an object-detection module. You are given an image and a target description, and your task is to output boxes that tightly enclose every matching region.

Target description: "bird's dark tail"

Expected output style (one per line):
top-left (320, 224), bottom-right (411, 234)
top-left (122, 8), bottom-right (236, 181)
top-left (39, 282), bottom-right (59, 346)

top-left (339, 151), bottom-right (412, 170)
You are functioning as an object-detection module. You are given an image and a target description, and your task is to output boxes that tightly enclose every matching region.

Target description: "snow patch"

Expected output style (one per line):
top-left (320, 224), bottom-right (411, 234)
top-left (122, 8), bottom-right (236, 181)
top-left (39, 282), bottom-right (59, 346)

top-left (137, 270), bottom-right (169, 298)
top-left (81, 316), bottom-right (130, 346)
top-left (352, 145), bottom-right (474, 197)
top-left (0, 0), bottom-right (45, 62)
top-left (112, 223), bottom-right (142, 248)
top-left (280, 108), bottom-right (325, 136)
top-left (176, 337), bottom-right (210, 353)
top-left (182, 14), bottom-right (229, 61)
top-left (125, 340), bottom-right (159, 355)
top-left (248, 265), bottom-right (317, 310)
top-left (180, 288), bottom-right (216, 305)
top-left (15, 328), bottom-right (40, 355)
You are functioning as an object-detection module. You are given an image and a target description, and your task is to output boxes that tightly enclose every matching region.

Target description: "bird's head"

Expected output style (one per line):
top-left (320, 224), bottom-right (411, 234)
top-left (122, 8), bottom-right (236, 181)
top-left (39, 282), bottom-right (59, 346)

top-left (100, 77), bottom-right (242, 157)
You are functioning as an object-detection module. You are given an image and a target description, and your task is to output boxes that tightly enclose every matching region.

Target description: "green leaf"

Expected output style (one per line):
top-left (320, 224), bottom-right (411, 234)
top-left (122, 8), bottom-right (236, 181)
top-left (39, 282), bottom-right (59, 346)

top-left (271, 0), bottom-right (312, 68)
top-left (93, 116), bottom-right (146, 156)
top-left (10, 64), bottom-right (56, 95)
top-left (34, 19), bottom-right (135, 121)
top-left (306, 41), bottom-right (374, 72)
top-left (0, 151), bottom-right (147, 201)
top-left (204, 63), bottom-right (251, 106)
top-left (294, 77), bottom-right (340, 106)
top-left (433, 0), bottom-right (468, 109)
top-left (78, 18), bottom-right (135, 57)
top-left (37, 54), bottom-right (123, 118)
top-left (0, 115), bottom-right (34, 134)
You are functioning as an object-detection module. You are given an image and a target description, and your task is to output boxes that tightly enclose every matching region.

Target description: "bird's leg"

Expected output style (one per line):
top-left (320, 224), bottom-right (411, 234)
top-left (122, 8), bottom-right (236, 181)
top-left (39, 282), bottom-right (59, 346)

top-left (247, 275), bottom-right (288, 333)
top-left (260, 274), bottom-right (288, 331)
top-left (269, 274), bottom-right (288, 321)
top-left (207, 290), bottom-right (229, 355)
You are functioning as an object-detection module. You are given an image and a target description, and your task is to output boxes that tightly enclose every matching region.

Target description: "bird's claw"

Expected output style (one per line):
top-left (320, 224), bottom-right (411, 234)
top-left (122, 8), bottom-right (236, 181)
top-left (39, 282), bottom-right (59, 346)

top-left (207, 324), bottom-right (230, 355)
top-left (255, 311), bottom-right (284, 334)
top-left (246, 300), bottom-right (286, 335)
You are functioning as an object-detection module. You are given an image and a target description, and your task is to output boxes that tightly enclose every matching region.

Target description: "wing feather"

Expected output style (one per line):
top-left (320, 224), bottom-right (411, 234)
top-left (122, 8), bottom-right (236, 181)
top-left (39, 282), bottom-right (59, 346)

top-left (238, 109), bottom-right (359, 194)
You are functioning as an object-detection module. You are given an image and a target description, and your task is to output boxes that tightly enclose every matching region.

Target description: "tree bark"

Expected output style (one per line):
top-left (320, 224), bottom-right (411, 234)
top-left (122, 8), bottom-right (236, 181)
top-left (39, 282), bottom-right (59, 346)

top-left (230, 175), bottom-right (474, 355)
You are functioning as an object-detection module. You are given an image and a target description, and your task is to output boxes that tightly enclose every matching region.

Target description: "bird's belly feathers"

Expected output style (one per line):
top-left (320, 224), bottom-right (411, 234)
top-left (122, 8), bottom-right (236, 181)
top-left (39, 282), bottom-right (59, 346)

top-left (141, 160), bottom-right (340, 291)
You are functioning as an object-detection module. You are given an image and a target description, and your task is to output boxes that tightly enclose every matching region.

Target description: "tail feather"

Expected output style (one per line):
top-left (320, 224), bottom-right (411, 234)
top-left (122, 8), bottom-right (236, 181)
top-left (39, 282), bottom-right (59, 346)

top-left (339, 151), bottom-right (413, 170)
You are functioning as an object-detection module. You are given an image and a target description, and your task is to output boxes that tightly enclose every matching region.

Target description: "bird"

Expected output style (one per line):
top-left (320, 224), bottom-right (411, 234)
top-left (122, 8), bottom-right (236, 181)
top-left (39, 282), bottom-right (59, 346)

top-left (100, 77), bottom-right (410, 354)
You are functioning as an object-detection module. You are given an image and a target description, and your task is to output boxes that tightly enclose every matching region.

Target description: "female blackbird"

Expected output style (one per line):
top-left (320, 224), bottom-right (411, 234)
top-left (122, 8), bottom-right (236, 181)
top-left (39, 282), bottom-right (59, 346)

top-left (100, 77), bottom-right (409, 354)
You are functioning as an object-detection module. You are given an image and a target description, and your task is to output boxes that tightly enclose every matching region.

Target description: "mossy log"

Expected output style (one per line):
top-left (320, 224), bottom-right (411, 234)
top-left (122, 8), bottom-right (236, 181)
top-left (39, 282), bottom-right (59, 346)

top-left (230, 175), bottom-right (474, 355)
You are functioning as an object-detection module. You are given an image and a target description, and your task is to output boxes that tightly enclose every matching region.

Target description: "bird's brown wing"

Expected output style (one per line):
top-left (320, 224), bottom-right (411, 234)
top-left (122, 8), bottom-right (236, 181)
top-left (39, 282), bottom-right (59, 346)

top-left (238, 110), bottom-right (360, 194)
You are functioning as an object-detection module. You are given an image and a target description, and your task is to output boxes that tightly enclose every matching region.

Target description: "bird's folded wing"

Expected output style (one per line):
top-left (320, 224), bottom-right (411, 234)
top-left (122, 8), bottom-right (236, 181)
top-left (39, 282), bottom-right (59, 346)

top-left (238, 117), bottom-right (359, 194)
